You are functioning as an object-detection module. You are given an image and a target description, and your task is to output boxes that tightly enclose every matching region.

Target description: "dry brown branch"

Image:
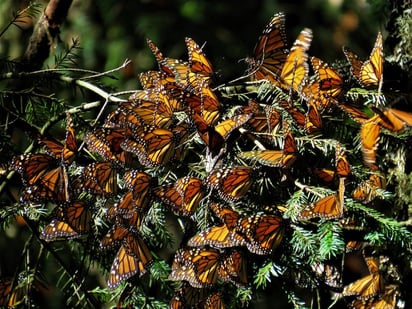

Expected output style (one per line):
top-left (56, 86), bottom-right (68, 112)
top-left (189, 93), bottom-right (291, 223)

top-left (22, 0), bottom-right (73, 69)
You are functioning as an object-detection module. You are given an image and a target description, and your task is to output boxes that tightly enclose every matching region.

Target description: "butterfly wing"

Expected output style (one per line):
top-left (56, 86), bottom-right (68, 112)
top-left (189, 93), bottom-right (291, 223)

top-left (299, 194), bottom-right (343, 220)
top-left (207, 166), bottom-right (254, 201)
top-left (250, 12), bottom-right (288, 78)
top-left (279, 28), bottom-right (312, 92)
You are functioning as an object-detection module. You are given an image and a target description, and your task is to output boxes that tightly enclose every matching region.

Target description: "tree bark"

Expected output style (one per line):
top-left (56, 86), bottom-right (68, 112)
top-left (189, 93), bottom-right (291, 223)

top-left (22, 0), bottom-right (73, 69)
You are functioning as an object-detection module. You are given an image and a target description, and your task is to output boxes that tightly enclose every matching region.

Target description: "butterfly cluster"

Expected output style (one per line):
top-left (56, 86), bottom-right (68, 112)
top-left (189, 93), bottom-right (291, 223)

top-left (8, 11), bottom-right (409, 309)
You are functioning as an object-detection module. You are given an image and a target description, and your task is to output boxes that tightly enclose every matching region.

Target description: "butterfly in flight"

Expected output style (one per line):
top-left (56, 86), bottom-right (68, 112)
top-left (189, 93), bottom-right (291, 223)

top-left (248, 14), bottom-right (312, 93)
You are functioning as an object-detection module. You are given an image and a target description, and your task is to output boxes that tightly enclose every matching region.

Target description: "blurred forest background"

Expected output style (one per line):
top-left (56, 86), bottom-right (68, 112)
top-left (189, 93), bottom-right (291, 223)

top-left (0, 0), bottom-right (403, 308)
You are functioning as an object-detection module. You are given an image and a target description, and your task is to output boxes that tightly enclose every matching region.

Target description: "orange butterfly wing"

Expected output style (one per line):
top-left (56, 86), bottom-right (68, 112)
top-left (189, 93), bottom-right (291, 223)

top-left (207, 166), bottom-right (254, 201)
top-left (250, 12), bottom-right (288, 79)
top-left (299, 194), bottom-right (343, 220)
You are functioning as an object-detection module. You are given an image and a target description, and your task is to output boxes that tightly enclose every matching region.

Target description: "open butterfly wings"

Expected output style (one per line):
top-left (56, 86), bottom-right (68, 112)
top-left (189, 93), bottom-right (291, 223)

top-left (185, 37), bottom-right (214, 80)
top-left (188, 204), bottom-right (284, 255)
top-left (154, 176), bottom-right (204, 216)
top-left (169, 248), bottom-right (247, 288)
top-left (350, 284), bottom-right (397, 309)
top-left (298, 193), bottom-right (343, 220)
top-left (342, 257), bottom-right (385, 301)
top-left (206, 166), bottom-right (255, 201)
top-left (353, 173), bottom-right (386, 203)
top-left (12, 114), bottom-right (78, 203)
top-left (238, 121), bottom-right (297, 168)
top-left (304, 56), bottom-right (344, 110)
top-left (250, 12), bottom-right (288, 79)
top-left (298, 144), bottom-right (348, 220)
top-left (39, 113), bottom-right (78, 165)
top-left (343, 32), bottom-right (383, 92)
top-left (41, 201), bottom-right (92, 241)
top-left (249, 13), bottom-right (312, 92)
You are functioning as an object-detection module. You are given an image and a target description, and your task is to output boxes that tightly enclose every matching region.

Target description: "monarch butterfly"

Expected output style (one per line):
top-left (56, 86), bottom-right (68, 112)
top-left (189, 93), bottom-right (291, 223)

top-left (342, 256), bottom-right (385, 300)
top-left (104, 101), bottom-right (147, 129)
top-left (12, 154), bottom-right (71, 202)
top-left (276, 28), bottom-right (312, 92)
top-left (190, 113), bottom-right (225, 157)
top-left (79, 162), bottom-right (118, 196)
top-left (242, 103), bottom-right (281, 134)
top-left (41, 200), bottom-right (92, 241)
top-left (186, 37), bottom-right (214, 81)
top-left (100, 224), bottom-right (130, 250)
top-left (146, 38), bottom-right (184, 77)
top-left (108, 170), bottom-right (153, 227)
top-left (106, 192), bottom-right (145, 228)
top-left (187, 204), bottom-right (245, 248)
top-left (248, 12), bottom-right (288, 80)
top-left (170, 38), bottom-right (214, 93)
top-left (253, 26), bottom-right (312, 92)
top-left (350, 284), bottom-right (397, 309)
top-left (135, 87), bottom-right (185, 115)
top-left (298, 193), bottom-right (343, 220)
top-left (189, 204), bottom-right (284, 255)
top-left (85, 128), bottom-right (132, 166)
top-left (39, 113), bottom-right (77, 165)
top-left (153, 176), bottom-right (204, 216)
top-left (169, 248), bottom-right (247, 288)
top-left (126, 96), bottom-right (175, 129)
top-left (304, 100), bottom-right (322, 134)
top-left (352, 173), bottom-right (386, 203)
top-left (185, 82), bottom-right (221, 126)
top-left (372, 107), bottom-right (412, 132)
top-left (191, 112), bottom-right (252, 156)
top-left (121, 127), bottom-right (177, 167)
top-left (335, 143), bottom-right (350, 178)
top-left (239, 122), bottom-right (297, 168)
top-left (210, 202), bottom-right (240, 229)
top-left (138, 70), bottom-right (173, 89)
top-left (107, 229), bottom-right (153, 290)
top-left (337, 103), bottom-right (371, 124)
top-left (278, 100), bottom-right (306, 129)
top-left (346, 240), bottom-right (368, 253)
top-left (108, 99), bottom-right (173, 129)
top-left (343, 32), bottom-right (383, 93)
top-left (360, 108), bottom-right (412, 170)
top-left (206, 166), bottom-right (255, 201)
top-left (304, 57), bottom-right (344, 110)
top-left (236, 214), bottom-right (284, 255)
top-left (311, 168), bottom-right (336, 184)
top-left (123, 170), bottom-right (154, 212)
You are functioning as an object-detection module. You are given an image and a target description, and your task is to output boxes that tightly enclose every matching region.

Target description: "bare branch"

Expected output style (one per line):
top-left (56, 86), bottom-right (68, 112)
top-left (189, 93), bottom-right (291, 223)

top-left (22, 0), bottom-right (73, 69)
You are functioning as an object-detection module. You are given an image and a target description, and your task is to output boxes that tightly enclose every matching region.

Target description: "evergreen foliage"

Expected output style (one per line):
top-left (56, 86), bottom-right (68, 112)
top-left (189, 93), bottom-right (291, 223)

top-left (0, 1), bottom-right (411, 308)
